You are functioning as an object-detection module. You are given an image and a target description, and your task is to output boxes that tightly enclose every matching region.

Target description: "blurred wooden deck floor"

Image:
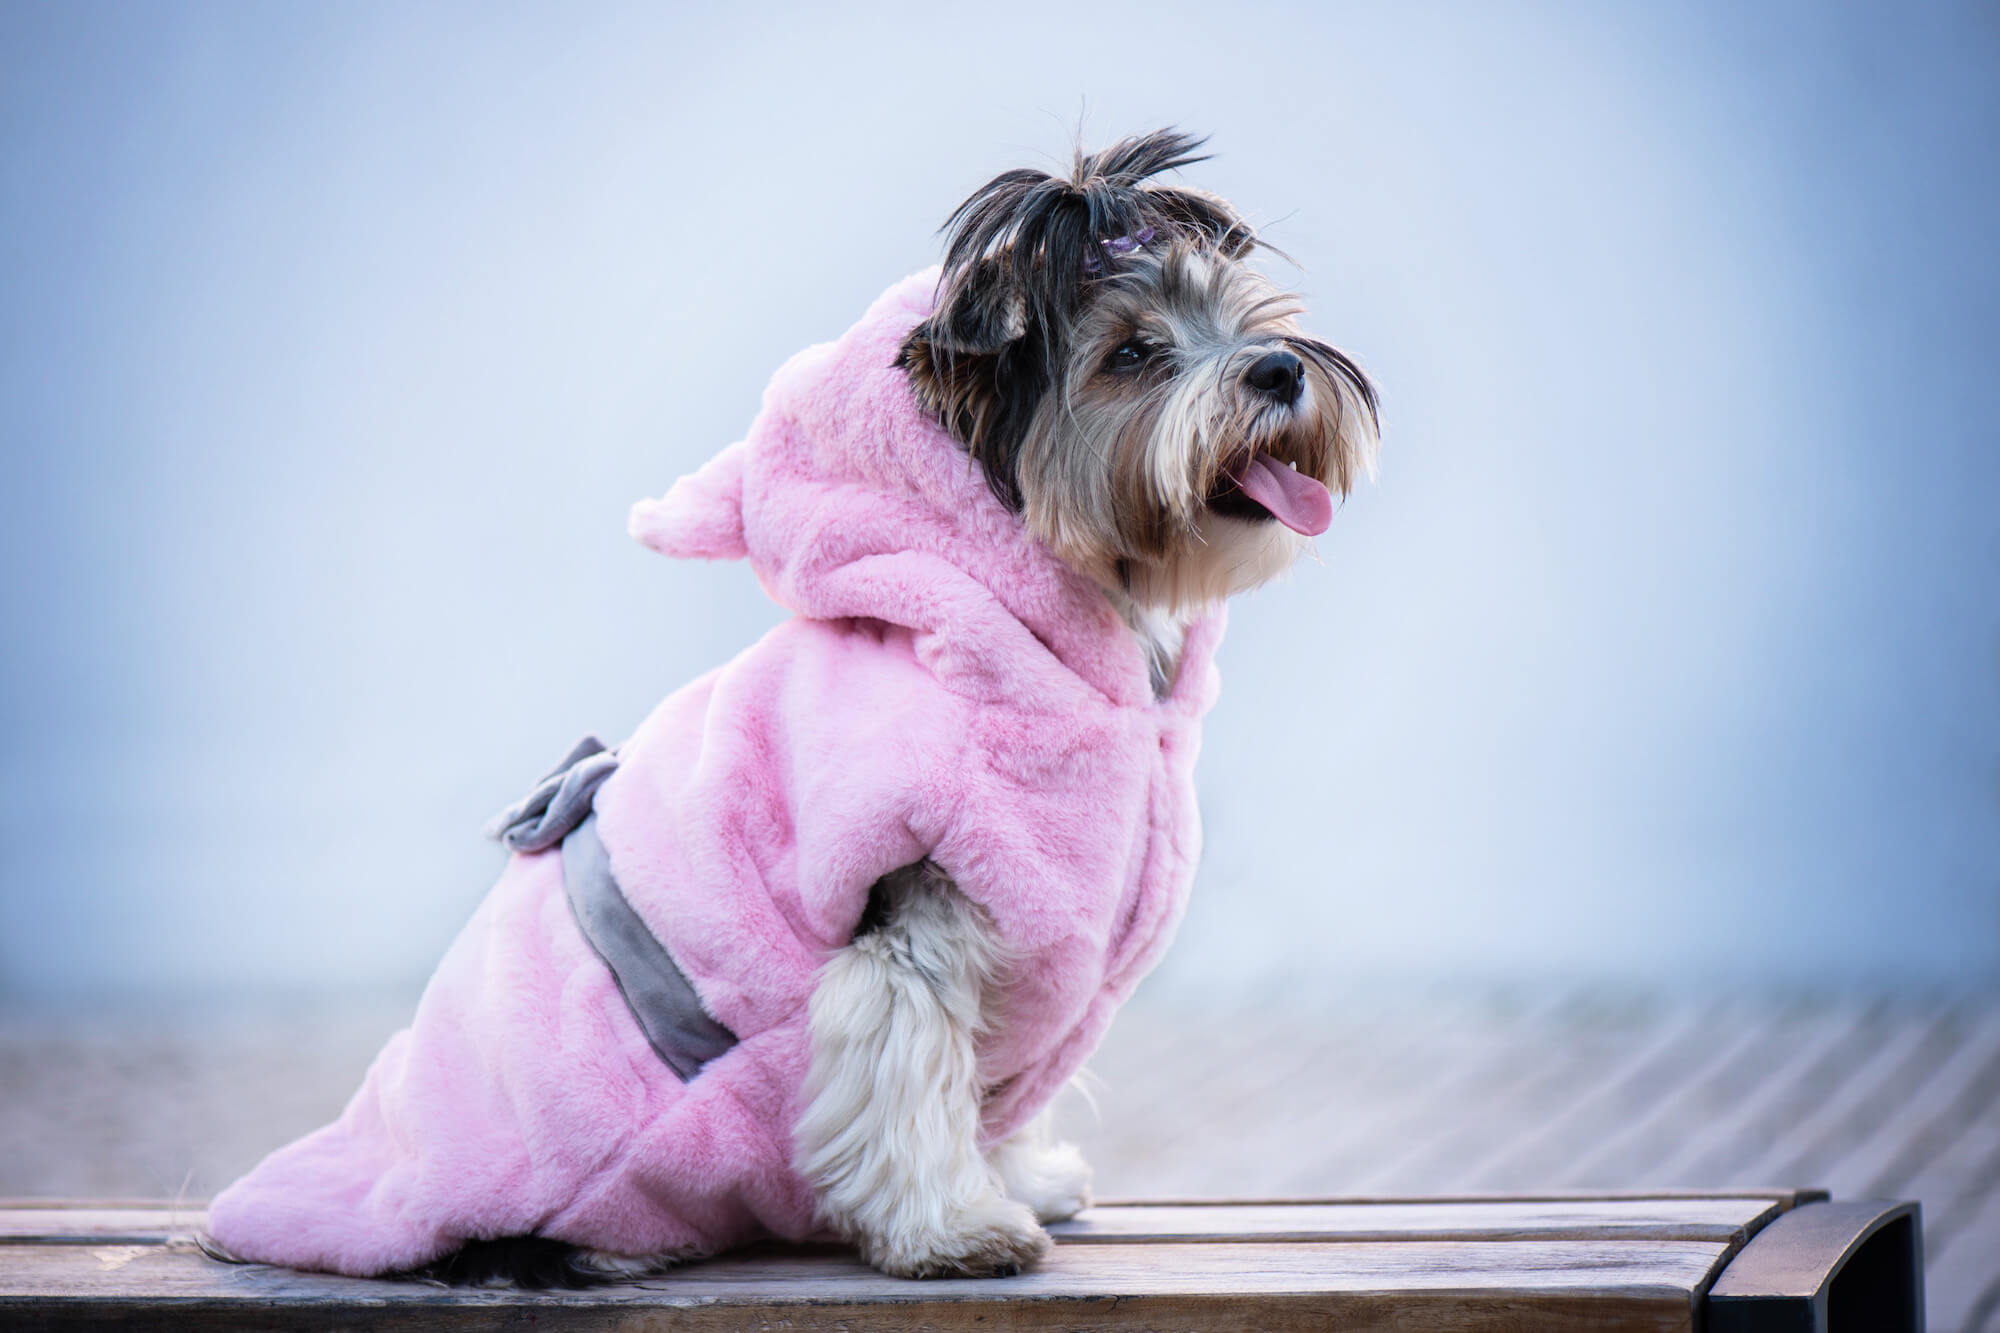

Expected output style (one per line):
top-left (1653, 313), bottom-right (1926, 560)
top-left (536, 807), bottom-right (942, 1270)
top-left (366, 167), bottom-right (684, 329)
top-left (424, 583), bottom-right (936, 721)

top-left (4, 986), bottom-right (1996, 1328)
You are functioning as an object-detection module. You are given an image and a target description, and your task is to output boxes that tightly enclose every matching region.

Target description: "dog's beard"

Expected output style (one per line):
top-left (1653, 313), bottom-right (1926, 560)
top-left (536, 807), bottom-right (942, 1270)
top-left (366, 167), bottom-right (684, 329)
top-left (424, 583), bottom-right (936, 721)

top-left (1013, 249), bottom-right (1378, 611)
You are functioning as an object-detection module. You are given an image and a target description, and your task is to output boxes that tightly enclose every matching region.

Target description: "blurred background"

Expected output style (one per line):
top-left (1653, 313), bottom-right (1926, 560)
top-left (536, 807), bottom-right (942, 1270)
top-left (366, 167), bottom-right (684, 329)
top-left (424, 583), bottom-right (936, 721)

top-left (2, 0), bottom-right (1996, 1324)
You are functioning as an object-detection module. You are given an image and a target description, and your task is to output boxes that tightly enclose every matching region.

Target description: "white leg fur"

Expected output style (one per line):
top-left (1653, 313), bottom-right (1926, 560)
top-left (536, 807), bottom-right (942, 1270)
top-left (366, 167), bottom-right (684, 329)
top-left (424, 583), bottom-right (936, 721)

top-left (793, 862), bottom-right (1051, 1278)
top-left (988, 1110), bottom-right (1093, 1224)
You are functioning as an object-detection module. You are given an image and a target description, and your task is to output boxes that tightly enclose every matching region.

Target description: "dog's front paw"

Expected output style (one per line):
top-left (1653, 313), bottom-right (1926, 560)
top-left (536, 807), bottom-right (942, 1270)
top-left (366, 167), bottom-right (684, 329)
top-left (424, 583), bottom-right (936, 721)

top-left (993, 1136), bottom-right (1093, 1224)
top-left (865, 1194), bottom-right (1050, 1279)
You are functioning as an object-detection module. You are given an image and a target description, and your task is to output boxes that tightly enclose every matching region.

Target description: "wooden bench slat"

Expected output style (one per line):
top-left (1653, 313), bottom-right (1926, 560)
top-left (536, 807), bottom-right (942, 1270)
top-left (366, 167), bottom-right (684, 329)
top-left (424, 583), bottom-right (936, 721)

top-left (0, 1238), bottom-right (1731, 1332)
top-left (1090, 1188), bottom-right (1828, 1206)
top-left (23, 1195), bottom-right (1905, 1332)
top-left (1050, 1198), bottom-right (1784, 1244)
top-left (0, 1210), bottom-right (207, 1244)
top-left (0, 1195), bottom-right (1794, 1247)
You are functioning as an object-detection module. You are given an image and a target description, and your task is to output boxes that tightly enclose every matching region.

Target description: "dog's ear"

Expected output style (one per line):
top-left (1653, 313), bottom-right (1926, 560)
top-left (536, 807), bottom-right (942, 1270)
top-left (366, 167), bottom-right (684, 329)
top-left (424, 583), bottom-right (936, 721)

top-left (897, 255), bottom-right (1044, 512)
top-left (916, 253), bottom-right (1028, 356)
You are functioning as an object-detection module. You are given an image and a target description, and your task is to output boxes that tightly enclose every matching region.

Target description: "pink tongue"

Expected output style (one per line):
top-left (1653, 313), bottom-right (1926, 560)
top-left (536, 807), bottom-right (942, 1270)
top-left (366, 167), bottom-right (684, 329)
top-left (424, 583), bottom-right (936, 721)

top-left (1231, 453), bottom-right (1333, 535)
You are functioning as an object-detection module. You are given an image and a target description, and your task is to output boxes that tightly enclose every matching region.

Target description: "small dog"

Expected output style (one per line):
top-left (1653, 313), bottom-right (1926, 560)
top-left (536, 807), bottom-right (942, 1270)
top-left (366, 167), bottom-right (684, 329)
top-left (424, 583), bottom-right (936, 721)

top-left (204, 129), bottom-right (1376, 1286)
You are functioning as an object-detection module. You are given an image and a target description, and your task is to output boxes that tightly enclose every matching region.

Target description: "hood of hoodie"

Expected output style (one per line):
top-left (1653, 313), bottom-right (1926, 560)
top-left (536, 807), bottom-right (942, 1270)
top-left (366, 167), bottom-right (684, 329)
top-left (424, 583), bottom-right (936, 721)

top-left (628, 269), bottom-right (1195, 712)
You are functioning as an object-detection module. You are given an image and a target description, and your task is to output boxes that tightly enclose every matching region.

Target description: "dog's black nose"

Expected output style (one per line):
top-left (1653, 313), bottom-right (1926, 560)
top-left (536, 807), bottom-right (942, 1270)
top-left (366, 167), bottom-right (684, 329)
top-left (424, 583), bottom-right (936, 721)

top-left (1245, 349), bottom-right (1305, 404)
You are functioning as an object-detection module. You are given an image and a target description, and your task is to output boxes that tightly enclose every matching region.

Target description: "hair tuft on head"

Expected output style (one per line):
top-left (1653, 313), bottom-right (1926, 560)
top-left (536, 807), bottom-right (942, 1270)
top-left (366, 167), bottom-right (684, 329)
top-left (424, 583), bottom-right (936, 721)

top-left (930, 129), bottom-right (1257, 344)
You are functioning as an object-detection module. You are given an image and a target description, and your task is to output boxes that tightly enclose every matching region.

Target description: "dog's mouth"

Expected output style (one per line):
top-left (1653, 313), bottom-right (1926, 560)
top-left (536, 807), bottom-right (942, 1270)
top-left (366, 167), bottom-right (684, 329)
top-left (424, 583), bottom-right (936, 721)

top-left (1206, 451), bottom-right (1333, 536)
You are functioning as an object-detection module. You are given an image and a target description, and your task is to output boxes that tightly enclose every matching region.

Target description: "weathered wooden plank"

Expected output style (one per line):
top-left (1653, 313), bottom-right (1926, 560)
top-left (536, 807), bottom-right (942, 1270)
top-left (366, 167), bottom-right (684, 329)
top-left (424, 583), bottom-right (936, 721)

top-left (0, 1238), bottom-right (1732, 1332)
top-left (1454, 1004), bottom-right (1733, 1192)
top-left (0, 1196), bottom-right (1787, 1247)
top-left (0, 1200), bottom-right (194, 1211)
top-left (1923, 1144), bottom-right (2000, 1333)
top-left (1176, 1002), bottom-right (1516, 1195)
top-left (0, 1209), bottom-right (205, 1244)
top-left (1290, 994), bottom-right (1616, 1194)
top-left (1898, 1118), bottom-right (2000, 1258)
top-left (1050, 1198), bottom-right (1784, 1244)
top-left (1855, 1021), bottom-right (2000, 1200)
top-left (1646, 1001), bottom-right (1887, 1186)
top-left (1513, 1005), bottom-right (1800, 1194)
top-left (1091, 1189), bottom-right (1825, 1206)
top-left (1554, 1004), bottom-right (1824, 1189)
top-left (1702, 1002), bottom-right (1943, 1191)
top-left (1757, 1006), bottom-right (1970, 1188)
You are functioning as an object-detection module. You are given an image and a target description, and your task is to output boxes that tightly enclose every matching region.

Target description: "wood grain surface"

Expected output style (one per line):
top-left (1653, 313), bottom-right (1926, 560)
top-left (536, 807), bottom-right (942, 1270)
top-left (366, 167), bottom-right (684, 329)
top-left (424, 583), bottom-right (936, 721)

top-left (0, 1200), bottom-right (1754, 1332)
top-left (0, 1195), bottom-right (1799, 1247)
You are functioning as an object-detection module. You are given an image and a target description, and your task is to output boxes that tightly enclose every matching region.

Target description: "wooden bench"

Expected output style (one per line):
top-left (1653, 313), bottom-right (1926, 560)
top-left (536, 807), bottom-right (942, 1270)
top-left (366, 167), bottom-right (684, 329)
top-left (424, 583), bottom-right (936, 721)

top-left (0, 1191), bottom-right (1920, 1331)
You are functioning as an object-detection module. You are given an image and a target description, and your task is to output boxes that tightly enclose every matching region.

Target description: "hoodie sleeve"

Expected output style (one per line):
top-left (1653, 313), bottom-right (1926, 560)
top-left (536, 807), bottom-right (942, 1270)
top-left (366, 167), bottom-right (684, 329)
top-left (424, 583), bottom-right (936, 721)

top-left (590, 613), bottom-right (969, 1042)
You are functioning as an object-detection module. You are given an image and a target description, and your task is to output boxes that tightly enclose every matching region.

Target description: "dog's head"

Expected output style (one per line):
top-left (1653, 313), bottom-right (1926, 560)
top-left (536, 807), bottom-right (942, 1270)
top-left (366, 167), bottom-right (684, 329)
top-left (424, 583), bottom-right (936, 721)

top-left (899, 129), bottom-right (1378, 610)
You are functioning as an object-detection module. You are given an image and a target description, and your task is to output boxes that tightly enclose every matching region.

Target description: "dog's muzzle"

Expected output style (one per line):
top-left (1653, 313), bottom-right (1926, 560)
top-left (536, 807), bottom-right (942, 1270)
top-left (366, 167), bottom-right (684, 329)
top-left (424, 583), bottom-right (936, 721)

top-left (487, 736), bottom-right (739, 1081)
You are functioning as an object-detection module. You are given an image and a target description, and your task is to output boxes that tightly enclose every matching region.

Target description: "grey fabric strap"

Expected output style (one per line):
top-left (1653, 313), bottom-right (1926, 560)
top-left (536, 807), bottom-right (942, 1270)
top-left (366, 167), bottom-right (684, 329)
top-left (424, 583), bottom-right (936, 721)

top-left (485, 735), bottom-right (621, 853)
top-left (561, 813), bottom-right (739, 1081)
top-left (487, 736), bottom-right (738, 1082)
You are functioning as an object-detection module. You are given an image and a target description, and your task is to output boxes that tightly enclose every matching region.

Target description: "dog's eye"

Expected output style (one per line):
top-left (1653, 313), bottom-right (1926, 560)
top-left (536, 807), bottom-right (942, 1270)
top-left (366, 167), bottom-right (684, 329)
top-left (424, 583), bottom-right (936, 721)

top-left (1106, 341), bottom-right (1157, 373)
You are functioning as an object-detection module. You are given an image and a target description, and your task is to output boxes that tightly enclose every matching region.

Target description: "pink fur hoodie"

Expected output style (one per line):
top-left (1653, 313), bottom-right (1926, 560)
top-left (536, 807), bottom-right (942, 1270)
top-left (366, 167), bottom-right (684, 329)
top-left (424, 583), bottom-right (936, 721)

top-left (206, 270), bottom-right (1224, 1277)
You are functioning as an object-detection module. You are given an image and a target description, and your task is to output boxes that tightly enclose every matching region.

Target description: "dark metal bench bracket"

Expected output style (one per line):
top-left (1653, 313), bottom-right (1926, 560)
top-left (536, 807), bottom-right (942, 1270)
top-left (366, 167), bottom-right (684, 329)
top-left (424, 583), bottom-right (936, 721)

top-left (1706, 1199), bottom-right (1923, 1333)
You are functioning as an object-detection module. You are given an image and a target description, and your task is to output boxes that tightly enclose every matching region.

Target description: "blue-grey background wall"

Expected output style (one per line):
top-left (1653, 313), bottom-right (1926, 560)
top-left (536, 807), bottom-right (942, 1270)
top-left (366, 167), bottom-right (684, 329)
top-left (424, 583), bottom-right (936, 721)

top-left (2, 0), bottom-right (1994, 1002)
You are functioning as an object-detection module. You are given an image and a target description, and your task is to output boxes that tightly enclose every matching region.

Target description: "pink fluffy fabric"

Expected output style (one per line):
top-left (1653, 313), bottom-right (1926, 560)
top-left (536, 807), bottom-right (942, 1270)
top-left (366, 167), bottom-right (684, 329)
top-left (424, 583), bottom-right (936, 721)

top-left (207, 270), bottom-right (1225, 1276)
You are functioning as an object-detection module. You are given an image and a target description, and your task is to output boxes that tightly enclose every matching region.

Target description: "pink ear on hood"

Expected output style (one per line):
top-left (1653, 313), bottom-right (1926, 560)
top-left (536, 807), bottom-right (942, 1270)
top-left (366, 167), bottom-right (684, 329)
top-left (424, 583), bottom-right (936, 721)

top-left (628, 439), bottom-right (750, 561)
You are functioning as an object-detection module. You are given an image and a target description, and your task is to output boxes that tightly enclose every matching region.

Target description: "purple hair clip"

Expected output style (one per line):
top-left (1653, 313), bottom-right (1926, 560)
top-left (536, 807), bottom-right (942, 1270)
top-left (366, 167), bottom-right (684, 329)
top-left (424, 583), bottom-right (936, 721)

top-left (1084, 226), bottom-right (1155, 275)
top-left (1101, 226), bottom-right (1155, 257)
